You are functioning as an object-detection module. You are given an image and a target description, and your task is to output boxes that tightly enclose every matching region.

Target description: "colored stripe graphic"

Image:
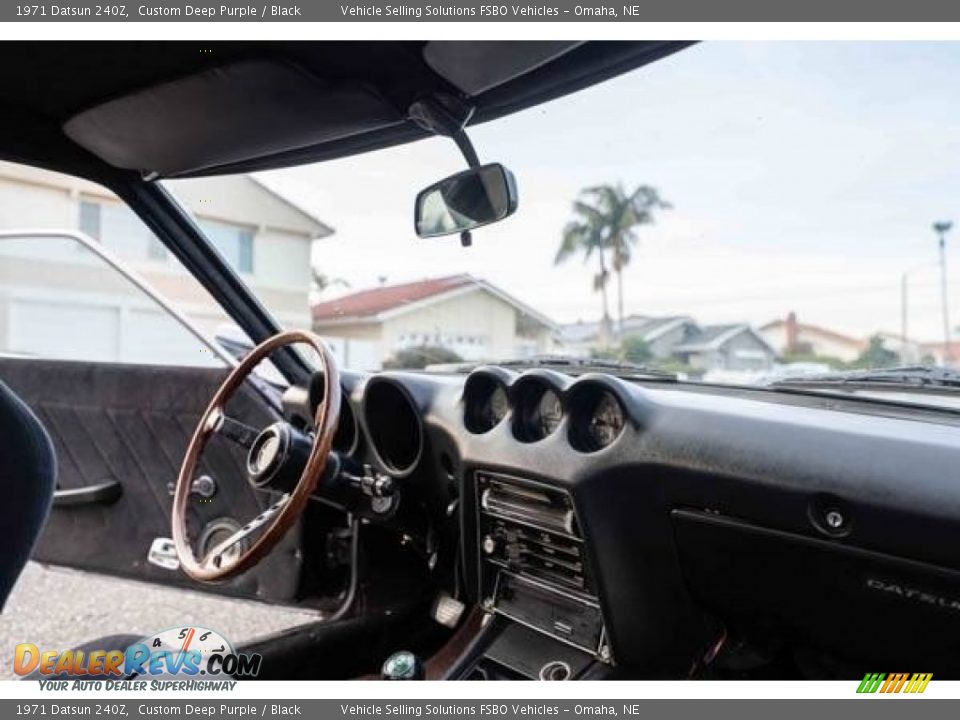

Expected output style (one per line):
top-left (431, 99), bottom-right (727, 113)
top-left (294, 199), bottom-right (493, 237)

top-left (906, 673), bottom-right (933, 693)
top-left (857, 673), bottom-right (885, 693)
top-left (858, 672), bottom-right (931, 694)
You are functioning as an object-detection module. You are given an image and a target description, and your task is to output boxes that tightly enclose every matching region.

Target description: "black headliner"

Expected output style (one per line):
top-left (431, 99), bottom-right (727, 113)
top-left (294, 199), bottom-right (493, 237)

top-left (0, 41), bottom-right (691, 179)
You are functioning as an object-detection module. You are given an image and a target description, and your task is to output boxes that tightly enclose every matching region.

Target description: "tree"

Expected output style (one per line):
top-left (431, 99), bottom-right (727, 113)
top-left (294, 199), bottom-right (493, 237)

top-left (586, 183), bottom-right (671, 338)
top-left (311, 269), bottom-right (350, 295)
top-left (555, 184), bottom-right (670, 346)
top-left (620, 334), bottom-right (654, 364)
top-left (383, 345), bottom-right (463, 370)
top-left (854, 334), bottom-right (899, 369)
top-left (555, 194), bottom-right (613, 346)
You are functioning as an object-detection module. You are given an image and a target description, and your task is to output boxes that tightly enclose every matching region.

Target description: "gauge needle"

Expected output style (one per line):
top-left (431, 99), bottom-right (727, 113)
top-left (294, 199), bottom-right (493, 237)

top-left (180, 627), bottom-right (196, 653)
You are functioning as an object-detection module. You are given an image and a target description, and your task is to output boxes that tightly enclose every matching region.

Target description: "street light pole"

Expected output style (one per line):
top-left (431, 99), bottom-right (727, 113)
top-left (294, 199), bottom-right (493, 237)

top-left (901, 270), bottom-right (908, 346)
top-left (900, 262), bottom-right (934, 362)
top-left (934, 221), bottom-right (953, 363)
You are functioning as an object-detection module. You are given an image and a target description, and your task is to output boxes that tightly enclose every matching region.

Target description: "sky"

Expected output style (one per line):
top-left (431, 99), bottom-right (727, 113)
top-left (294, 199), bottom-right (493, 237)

top-left (257, 42), bottom-right (960, 343)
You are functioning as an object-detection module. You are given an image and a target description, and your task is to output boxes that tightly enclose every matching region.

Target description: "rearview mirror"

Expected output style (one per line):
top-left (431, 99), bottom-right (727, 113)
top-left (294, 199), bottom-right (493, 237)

top-left (415, 163), bottom-right (518, 238)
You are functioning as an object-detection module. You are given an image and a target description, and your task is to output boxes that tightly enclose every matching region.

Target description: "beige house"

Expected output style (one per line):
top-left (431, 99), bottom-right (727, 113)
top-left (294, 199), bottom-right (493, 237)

top-left (760, 312), bottom-right (866, 363)
top-left (0, 162), bottom-right (331, 364)
top-left (312, 274), bottom-right (558, 369)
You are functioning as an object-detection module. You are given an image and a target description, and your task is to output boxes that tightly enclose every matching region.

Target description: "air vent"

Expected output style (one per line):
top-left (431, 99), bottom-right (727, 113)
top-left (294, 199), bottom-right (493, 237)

top-left (477, 472), bottom-right (594, 597)
top-left (481, 476), bottom-right (577, 537)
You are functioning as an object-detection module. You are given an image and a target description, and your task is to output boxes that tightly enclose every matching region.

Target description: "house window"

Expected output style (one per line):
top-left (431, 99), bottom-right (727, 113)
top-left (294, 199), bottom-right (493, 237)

top-left (199, 219), bottom-right (254, 274)
top-left (78, 200), bottom-right (101, 240)
top-left (79, 199), bottom-right (168, 261)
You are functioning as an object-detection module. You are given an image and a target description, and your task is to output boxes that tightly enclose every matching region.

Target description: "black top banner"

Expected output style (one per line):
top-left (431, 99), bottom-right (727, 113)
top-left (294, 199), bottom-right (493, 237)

top-left (7, 0), bottom-right (960, 22)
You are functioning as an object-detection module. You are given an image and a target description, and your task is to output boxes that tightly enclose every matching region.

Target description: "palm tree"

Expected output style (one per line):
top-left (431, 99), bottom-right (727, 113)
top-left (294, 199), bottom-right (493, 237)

top-left (555, 184), bottom-right (670, 345)
top-left (555, 193), bottom-right (614, 346)
top-left (585, 183), bottom-right (670, 338)
top-left (311, 269), bottom-right (350, 295)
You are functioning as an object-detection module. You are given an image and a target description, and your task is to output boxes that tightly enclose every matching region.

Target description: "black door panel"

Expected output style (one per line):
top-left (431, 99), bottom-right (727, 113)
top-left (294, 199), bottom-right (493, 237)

top-left (0, 357), bottom-right (303, 605)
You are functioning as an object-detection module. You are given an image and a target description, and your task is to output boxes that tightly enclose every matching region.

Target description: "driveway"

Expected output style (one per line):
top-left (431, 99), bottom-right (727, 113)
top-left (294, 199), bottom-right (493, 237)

top-left (0, 562), bottom-right (317, 681)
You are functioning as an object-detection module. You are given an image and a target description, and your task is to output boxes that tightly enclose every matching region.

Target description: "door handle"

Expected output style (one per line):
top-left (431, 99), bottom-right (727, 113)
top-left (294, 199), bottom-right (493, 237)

top-left (53, 480), bottom-right (123, 507)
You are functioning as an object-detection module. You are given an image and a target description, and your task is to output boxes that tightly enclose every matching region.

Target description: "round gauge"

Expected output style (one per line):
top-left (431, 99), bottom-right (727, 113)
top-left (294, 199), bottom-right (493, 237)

top-left (535, 389), bottom-right (563, 438)
top-left (487, 385), bottom-right (509, 427)
top-left (363, 379), bottom-right (423, 476)
top-left (512, 378), bottom-right (565, 443)
top-left (463, 372), bottom-right (510, 434)
top-left (568, 384), bottom-right (628, 452)
top-left (587, 391), bottom-right (625, 449)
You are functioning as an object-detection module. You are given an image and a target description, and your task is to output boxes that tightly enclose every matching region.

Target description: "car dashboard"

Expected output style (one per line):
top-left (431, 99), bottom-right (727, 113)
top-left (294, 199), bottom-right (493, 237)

top-left (284, 364), bottom-right (960, 679)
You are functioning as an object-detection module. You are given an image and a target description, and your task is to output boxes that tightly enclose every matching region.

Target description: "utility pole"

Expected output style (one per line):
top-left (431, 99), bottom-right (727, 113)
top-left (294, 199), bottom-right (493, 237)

top-left (901, 271), bottom-right (908, 347)
top-left (934, 221), bottom-right (953, 363)
top-left (900, 262), bottom-right (936, 362)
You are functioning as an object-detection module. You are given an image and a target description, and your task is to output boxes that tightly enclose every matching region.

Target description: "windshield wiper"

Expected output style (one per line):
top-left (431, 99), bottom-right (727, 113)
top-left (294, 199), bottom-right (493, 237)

top-left (769, 366), bottom-right (960, 393)
top-left (427, 355), bottom-right (678, 380)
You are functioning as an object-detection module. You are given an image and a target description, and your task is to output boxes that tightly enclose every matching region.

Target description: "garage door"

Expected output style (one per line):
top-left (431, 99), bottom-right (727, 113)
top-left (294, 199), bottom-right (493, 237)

top-left (9, 298), bottom-right (121, 362)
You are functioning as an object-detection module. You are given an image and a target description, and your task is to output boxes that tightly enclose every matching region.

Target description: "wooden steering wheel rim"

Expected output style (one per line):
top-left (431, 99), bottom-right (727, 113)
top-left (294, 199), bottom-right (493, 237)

top-left (171, 329), bottom-right (341, 582)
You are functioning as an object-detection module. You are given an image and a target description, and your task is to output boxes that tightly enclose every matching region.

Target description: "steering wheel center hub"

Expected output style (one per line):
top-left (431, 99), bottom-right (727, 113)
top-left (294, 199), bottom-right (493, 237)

top-left (247, 422), bottom-right (313, 493)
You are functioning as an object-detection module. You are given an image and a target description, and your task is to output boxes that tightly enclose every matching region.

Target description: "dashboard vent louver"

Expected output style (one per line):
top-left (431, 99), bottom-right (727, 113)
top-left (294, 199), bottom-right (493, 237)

top-left (477, 472), bottom-right (594, 597)
top-left (481, 478), bottom-right (577, 537)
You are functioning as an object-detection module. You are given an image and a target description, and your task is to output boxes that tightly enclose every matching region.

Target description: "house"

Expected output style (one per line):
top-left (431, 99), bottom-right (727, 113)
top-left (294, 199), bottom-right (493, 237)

top-left (918, 341), bottom-right (960, 367)
top-left (672, 324), bottom-right (779, 372)
top-left (0, 161), bottom-right (331, 362)
top-left (560, 313), bottom-right (777, 372)
top-left (760, 312), bottom-right (865, 363)
top-left (312, 274), bottom-right (558, 369)
top-left (560, 315), bottom-right (699, 359)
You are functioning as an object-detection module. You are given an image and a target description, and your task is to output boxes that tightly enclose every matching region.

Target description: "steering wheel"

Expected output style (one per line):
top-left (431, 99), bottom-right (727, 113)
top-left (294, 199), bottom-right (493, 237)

top-left (172, 330), bottom-right (341, 582)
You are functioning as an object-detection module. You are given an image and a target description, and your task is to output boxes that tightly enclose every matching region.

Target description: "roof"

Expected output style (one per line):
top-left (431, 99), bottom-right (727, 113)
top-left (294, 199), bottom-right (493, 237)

top-left (0, 41), bottom-right (691, 180)
top-left (313, 275), bottom-right (472, 320)
top-left (760, 317), bottom-right (864, 348)
top-left (560, 314), bottom-right (693, 344)
top-left (312, 274), bottom-right (557, 330)
top-left (919, 341), bottom-right (960, 363)
top-left (247, 176), bottom-right (334, 237)
top-left (673, 324), bottom-right (778, 355)
top-left (626, 316), bottom-right (694, 341)
top-left (0, 161), bottom-right (333, 239)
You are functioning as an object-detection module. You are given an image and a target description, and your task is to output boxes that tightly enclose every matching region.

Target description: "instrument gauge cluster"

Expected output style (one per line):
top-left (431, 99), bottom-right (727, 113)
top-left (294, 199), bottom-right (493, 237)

top-left (462, 368), bottom-right (630, 451)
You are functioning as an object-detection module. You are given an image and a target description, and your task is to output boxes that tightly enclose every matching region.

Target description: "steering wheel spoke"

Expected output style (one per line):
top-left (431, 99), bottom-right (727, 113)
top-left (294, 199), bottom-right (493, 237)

top-left (207, 408), bottom-right (260, 449)
top-left (201, 493), bottom-right (290, 570)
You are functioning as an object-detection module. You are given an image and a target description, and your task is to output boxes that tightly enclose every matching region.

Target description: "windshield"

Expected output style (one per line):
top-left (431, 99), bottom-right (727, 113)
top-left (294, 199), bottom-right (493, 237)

top-left (165, 42), bottom-right (960, 386)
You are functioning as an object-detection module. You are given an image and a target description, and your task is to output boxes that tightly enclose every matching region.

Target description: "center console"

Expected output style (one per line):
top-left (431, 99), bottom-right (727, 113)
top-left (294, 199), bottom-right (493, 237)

top-left (457, 470), bottom-right (611, 680)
